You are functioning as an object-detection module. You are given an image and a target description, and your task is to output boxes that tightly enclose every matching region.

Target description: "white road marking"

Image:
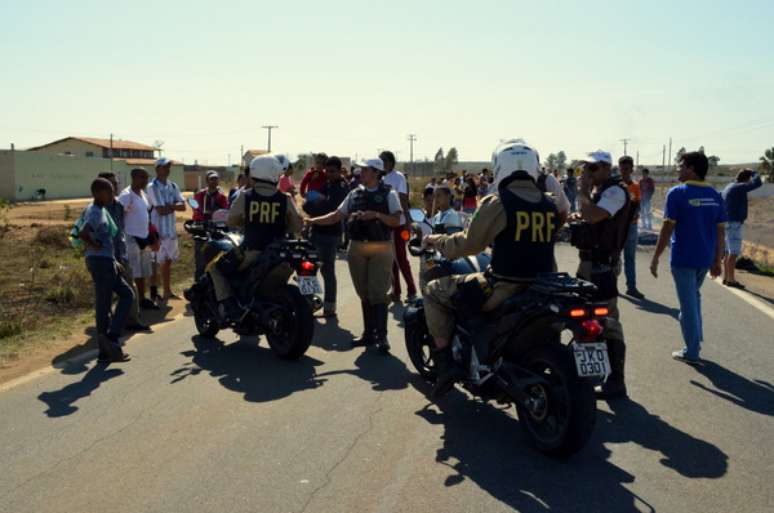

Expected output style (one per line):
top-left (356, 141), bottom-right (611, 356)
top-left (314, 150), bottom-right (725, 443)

top-left (0, 312), bottom-right (186, 394)
top-left (711, 278), bottom-right (774, 320)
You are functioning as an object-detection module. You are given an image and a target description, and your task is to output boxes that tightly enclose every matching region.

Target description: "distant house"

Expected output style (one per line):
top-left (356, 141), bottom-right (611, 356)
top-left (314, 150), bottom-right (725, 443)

top-left (0, 136), bottom-right (183, 201)
top-left (27, 136), bottom-right (159, 166)
top-left (242, 149), bottom-right (268, 167)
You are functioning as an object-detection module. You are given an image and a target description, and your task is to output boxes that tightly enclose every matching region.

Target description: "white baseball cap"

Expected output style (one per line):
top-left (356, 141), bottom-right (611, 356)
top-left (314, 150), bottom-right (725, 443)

top-left (155, 157), bottom-right (172, 168)
top-left (356, 158), bottom-right (384, 172)
top-left (581, 150), bottom-right (613, 165)
top-left (206, 170), bottom-right (219, 179)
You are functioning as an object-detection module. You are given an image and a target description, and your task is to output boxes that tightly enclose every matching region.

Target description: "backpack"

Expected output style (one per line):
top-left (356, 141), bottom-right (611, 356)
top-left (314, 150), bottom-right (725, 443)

top-left (69, 206), bottom-right (118, 252)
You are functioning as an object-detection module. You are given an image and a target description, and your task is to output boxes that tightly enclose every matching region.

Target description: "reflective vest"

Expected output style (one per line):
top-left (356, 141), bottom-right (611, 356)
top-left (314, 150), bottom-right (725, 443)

top-left (490, 184), bottom-right (559, 280)
top-left (243, 189), bottom-right (287, 251)
top-left (347, 184), bottom-right (392, 242)
top-left (589, 178), bottom-right (632, 265)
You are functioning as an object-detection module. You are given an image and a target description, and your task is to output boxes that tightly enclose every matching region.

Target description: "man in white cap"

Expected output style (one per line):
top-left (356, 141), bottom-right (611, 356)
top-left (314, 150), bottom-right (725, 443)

top-left (572, 150), bottom-right (634, 399)
top-left (306, 158), bottom-right (402, 353)
top-left (147, 157), bottom-right (186, 301)
top-left (192, 170), bottom-right (229, 278)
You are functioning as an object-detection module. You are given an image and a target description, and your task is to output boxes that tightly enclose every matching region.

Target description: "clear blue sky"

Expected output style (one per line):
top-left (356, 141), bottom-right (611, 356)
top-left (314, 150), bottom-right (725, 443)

top-left (2, 0), bottom-right (772, 166)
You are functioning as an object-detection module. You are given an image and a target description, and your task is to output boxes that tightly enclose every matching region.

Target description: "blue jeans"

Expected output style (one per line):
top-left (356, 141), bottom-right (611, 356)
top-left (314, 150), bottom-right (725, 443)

top-left (566, 191), bottom-right (577, 213)
top-left (671, 267), bottom-right (708, 359)
top-left (310, 233), bottom-right (339, 307)
top-left (85, 256), bottom-right (134, 339)
top-left (623, 223), bottom-right (638, 290)
top-left (640, 196), bottom-right (652, 230)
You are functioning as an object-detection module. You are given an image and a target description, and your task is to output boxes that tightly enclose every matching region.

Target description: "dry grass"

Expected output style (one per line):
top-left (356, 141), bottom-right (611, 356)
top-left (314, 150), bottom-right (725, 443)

top-left (0, 222), bottom-right (195, 364)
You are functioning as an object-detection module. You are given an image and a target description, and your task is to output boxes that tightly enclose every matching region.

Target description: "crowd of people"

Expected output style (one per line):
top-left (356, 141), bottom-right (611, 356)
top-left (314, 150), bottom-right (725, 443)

top-left (75, 143), bottom-right (764, 393)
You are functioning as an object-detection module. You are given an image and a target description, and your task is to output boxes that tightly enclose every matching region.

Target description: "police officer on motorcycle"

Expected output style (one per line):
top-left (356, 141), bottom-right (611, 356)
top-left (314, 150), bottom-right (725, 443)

top-left (306, 158), bottom-right (403, 352)
top-left (423, 139), bottom-right (560, 398)
top-left (570, 150), bottom-right (632, 399)
top-left (209, 154), bottom-right (303, 321)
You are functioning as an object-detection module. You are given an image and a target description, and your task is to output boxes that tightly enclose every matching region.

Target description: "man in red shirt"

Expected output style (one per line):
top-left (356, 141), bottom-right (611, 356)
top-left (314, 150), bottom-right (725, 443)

top-left (299, 153), bottom-right (329, 198)
top-left (638, 168), bottom-right (656, 230)
top-left (192, 170), bottom-right (228, 278)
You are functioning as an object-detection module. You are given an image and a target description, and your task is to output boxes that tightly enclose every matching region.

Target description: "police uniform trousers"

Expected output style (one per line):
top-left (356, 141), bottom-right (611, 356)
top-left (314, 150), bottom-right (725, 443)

top-left (211, 250), bottom-right (292, 302)
top-left (424, 273), bottom-right (526, 341)
top-left (576, 260), bottom-right (625, 343)
top-left (577, 259), bottom-right (627, 388)
top-left (347, 240), bottom-right (394, 305)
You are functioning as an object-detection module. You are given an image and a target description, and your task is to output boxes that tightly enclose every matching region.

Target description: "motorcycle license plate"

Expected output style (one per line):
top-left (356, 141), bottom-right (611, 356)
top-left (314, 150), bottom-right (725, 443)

top-left (573, 342), bottom-right (610, 378)
top-left (298, 276), bottom-right (322, 296)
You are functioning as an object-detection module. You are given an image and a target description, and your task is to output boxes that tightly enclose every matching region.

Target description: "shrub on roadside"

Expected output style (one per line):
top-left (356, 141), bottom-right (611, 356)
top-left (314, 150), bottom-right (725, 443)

top-left (45, 285), bottom-right (75, 305)
top-left (0, 320), bottom-right (23, 339)
top-left (34, 226), bottom-right (70, 249)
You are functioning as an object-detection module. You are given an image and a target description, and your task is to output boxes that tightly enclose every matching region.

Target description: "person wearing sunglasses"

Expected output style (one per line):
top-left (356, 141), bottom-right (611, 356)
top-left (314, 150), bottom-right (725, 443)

top-left (572, 150), bottom-right (634, 399)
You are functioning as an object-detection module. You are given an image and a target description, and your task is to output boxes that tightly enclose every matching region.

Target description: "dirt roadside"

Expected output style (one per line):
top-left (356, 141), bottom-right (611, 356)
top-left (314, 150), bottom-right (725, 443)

top-left (0, 198), bottom-right (197, 385)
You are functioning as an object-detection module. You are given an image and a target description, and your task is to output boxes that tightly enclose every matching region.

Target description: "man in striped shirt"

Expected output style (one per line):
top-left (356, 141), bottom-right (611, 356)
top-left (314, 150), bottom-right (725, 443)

top-left (147, 158), bottom-right (186, 301)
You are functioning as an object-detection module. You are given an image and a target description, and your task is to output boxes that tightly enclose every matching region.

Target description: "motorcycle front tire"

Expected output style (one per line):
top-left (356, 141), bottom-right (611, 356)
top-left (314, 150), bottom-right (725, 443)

top-left (191, 280), bottom-right (220, 339)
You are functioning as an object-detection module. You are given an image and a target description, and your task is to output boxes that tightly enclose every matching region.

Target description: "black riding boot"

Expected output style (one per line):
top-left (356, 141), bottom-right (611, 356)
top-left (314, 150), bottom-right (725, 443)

top-left (372, 303), bottom-right (390, 353)
top-left (351, 301), bottom-right (374, 347)
top-left (218, 297), bottom-right (244, 324)
top-left (597, 339), bottom-right (628, 399)
top-left (431, 346), bottom-right (465, 399)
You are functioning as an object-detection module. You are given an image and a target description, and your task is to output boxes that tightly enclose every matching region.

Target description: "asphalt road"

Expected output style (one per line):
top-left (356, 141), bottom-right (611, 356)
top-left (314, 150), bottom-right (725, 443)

top-left (1, 245), bottom-right (773, 513)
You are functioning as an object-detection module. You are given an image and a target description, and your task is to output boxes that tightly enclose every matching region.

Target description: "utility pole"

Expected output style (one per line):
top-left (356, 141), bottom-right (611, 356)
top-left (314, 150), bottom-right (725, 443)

top-left (662, 145), bottom-right (666, 171)
top-left (620, 138), bottom-right (630, 156)
top-left (668, 137), bottom-right (673, 172)
top-left (240, 144), bottom-right (244, 168)
top-left (408, 134), bottom-right (417, 172)
top-left (262, 125), bottom-right (279, 152)
top-left (109, 133), bottom-right (114, 171)
top-left (636, 150), bottom-right (640, 167)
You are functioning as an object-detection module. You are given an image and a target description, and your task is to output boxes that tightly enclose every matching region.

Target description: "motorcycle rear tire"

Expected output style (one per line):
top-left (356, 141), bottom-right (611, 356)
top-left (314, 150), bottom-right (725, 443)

top-left (514, 342), bottom-right (596, 457)
top-left (266, 285), bottom-right (314, 360)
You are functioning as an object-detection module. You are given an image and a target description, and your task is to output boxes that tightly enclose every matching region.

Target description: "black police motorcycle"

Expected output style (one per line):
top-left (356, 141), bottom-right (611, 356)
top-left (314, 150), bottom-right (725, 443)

top-left (183, 205), bottom-right (320, 360)
top-left (404, 209), bottom-right (608, 456)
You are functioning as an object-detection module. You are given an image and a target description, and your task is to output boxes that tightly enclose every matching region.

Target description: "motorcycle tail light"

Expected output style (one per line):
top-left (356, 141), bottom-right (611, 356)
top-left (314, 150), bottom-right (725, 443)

top-left (580, 319), bottom-right (603, 340)
top-left (299, 261), bottom-right (316, 274)
top-left (593, 307), bottom-right (609, 316)
top-left (569, 308), bottom-right (586, 318)
top-left (400, 229), bottom-right (411, 241)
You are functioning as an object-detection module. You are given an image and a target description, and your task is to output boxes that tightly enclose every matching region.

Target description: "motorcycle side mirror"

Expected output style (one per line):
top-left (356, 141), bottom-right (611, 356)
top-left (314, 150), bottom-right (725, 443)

top-left (409, 208), bottom-right (426, 224)
top-left (408, 246), bottom-right (424, 257)
top-left (187, 197), bottom-right (200, 210)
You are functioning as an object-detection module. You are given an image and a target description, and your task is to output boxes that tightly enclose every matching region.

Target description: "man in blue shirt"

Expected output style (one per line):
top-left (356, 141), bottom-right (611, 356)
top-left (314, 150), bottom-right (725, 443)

top-left (79, 178), bottom-right (133, 363)
top-left (99, 172), bottom-right (149, 333)
top-left (650, 152), bottom-right (726, 363)
top-left (721, 169), bottom-right (763, 288)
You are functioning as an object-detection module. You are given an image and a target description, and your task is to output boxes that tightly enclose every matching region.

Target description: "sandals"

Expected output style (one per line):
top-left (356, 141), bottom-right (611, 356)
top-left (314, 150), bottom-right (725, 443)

top-left (723, 281), bottom-right (746, 290)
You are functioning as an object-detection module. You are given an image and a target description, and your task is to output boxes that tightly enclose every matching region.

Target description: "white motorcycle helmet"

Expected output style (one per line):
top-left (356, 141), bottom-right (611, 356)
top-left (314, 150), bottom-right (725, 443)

top-left (274, 153), bottom-right (291, 171)
top-left (249, 154), bottom-right (282, 184)
top-left (491, 139), bottom-right (541, 190)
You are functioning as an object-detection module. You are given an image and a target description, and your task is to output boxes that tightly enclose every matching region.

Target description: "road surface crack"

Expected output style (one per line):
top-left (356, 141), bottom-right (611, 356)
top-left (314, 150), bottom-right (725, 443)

top-left (298, 403), bottom-right (384, 513)
top-left (1, 397), bottom-right (165, 502)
